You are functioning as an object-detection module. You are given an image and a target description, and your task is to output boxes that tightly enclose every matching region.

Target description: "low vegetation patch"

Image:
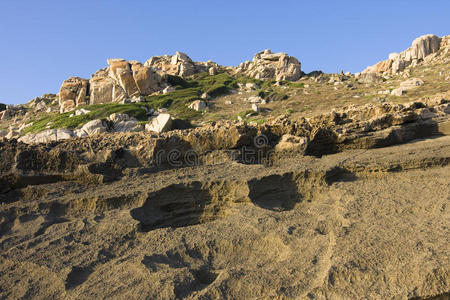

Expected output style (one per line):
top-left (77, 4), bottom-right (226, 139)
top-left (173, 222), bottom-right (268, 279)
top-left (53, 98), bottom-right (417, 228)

top-left (236, 109), bottom-right (255, 120)
top-left (23, 103), bottom-right (151, 135)
top-left (288, 82), bottom-right (305, 89)
top-left (258, 90), bottom-right (289, 102)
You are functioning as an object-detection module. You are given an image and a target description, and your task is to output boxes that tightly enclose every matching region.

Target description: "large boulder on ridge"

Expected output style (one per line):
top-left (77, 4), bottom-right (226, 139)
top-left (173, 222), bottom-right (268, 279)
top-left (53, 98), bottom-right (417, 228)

top-left (236, 49), bottom-right (302, 81)
top-left (144, 51), bottom-right (219, 77)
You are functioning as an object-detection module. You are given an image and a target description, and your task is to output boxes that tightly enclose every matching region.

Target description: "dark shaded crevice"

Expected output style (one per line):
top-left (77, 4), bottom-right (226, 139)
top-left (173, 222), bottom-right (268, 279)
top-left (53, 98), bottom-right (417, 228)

top-left (247, 173), bottom-right (302, 211)
top-left (324, 167), bottom-right (357, 185)
top-left (410, 292), bottom-right (450, 300)
top-left (65, 266), bottom-right (94, 290)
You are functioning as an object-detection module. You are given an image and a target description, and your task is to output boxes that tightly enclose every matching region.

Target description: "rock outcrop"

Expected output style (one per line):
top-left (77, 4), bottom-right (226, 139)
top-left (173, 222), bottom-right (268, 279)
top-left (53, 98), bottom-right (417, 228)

top-left (144, 51), bottom-right (219, 77)
top-left (363, 34), bottom-right (446, 74)
top-left (58, 77), bottom-right (89, 113)
top-left (59, 60), bottom-right (167, 112)
top-left (58, 53), bottom-right (221, 112)
top-left (236, 49), bottom-right (301, 81)
top-left (89, 59), bottom-right (166, 105)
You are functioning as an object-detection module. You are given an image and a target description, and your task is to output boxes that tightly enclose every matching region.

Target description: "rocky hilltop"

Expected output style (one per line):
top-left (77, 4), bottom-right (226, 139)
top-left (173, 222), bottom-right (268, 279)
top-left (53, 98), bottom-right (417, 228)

top-left (0, 34), bottom-right (449, 299)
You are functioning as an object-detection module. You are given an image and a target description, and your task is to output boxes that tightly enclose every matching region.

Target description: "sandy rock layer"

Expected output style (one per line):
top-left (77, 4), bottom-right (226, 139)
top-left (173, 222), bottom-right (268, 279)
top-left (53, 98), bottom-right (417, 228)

top-left (0, 132), bottom-right (449, 299)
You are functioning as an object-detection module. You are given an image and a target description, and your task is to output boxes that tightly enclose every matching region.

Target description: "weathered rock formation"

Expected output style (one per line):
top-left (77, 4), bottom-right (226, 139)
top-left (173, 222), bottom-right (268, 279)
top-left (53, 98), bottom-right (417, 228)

top-left (236, 49), bottom-right (302, 81)
top-left (0, 131), bottom-right (449, 299)
top-left (363, 34), bottom-right (448, 74)
top-left (59, 60), bottom-right (167, 112)
top-left (144, 51), bottom-right (219, 77)
top-left (58, 53), bottom-right (221, 113)
top-left (58, 77), bottom-right (89, 113)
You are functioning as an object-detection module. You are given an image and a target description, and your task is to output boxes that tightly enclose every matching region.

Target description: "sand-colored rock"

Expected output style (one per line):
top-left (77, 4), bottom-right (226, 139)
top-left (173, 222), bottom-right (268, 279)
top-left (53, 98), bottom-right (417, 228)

top-left (58, 77), bottom-right (89, 113)
top-left (363, 34), bottom-right (443, 74)
top-left (145, 113), bottom-right (172, 133)
top-left (58, 60), bottom-right (166, 112)
top-left (18, 128), bottom-right (74, 144)
top-left (0, 132), bottom-right (449, 299)
top-left (188, 100), bottom-right (207, 111)
top-left (144, 51), bottom-right (219, 77)
top-left (89, 59), bottom-right (166, 105)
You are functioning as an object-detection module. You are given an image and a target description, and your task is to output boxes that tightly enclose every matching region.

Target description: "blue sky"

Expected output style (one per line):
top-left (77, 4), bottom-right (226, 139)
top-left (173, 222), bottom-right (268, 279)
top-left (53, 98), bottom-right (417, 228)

top-left (0, 0), bottom-right (449, 104)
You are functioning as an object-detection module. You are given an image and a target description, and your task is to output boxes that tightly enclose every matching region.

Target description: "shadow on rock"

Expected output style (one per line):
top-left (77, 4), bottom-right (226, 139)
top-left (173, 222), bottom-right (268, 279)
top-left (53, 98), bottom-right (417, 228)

top-left (248, 173), bottom-right (302, 211)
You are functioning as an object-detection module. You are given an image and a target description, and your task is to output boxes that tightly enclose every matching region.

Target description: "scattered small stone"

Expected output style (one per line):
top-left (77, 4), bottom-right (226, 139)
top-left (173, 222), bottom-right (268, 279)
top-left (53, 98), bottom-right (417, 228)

top-left (163, 86), bottom-right (175, 94)
top-left (201, 92), bottom-right (211, 100)
top-left (248, 96), bottom-right (263, 103)
top-left (245, 83), bottom-right (259, 90)
top-left (188, 100), bottom-right (207, 111)
top-left (145, 113), bottom-right (172, 133)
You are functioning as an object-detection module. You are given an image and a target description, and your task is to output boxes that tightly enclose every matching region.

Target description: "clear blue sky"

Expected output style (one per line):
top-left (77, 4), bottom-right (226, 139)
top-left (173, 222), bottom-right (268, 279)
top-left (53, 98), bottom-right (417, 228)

top-left (0, 0), bottom-right (449, 104)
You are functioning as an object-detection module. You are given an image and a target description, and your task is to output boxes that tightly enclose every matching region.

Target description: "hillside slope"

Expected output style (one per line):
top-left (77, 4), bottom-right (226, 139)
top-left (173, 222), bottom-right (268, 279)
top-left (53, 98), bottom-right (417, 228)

top-left (0, 34), bottom-right (449, 299)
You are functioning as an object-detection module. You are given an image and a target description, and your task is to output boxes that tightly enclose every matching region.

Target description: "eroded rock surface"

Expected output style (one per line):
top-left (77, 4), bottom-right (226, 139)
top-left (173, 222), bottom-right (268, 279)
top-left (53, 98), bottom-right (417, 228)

top-left (1, 96), bottom-right (449, 300)
top-left (0, 133), bottom-right (449, 299)
top-left (58, 60), bottom-right (167, 112)
top-left (59, 77), bottom-right (89, 113)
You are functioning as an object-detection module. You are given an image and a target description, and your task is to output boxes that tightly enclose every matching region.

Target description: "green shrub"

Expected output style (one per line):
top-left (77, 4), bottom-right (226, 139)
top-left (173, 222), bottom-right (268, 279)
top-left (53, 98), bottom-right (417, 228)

top-left (236, 109), bottom-right (255, 119)
top-left (289, 82), bottom-right (304, 88)
top-left (234, 75), bottom-right (263, 87)
top-left (249, 118), bottom-right (266, 124)
top-left (258, 90), bottom-right (288, 102)
top-left (260, 79), bottom-right (278, 90)
top-left (167, 75), bottom-right (195, 89)
top-left (0, 103), bottom-right (6, 112)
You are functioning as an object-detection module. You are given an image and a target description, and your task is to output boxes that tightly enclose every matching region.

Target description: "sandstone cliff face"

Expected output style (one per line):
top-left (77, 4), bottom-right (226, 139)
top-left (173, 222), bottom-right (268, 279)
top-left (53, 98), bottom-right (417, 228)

top-left (236, 49), bottom-right (302, 81)
top-left (363, 34), bottom-right (446, 74)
